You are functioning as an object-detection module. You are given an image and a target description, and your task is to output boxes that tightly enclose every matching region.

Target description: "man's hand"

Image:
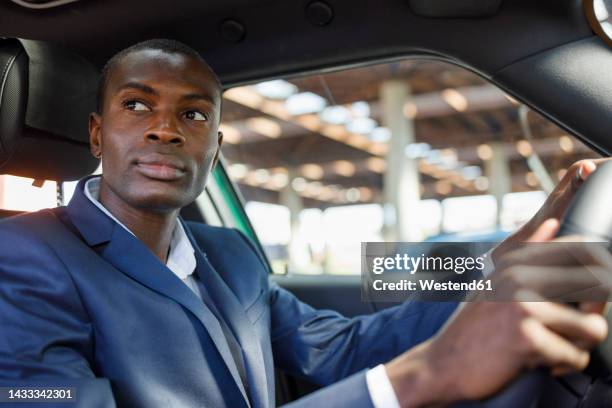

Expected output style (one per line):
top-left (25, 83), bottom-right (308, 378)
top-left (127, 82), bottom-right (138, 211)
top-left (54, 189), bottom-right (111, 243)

top-left (384, 221), bottom-right (612, 407)
top-left (494, 159), bottom-right (609, 261)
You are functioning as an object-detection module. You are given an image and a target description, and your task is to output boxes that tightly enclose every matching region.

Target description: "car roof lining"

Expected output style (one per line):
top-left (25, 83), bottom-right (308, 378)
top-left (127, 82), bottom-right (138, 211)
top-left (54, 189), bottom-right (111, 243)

top-left (0, 0), bottom-right (592, 75)
top-left (0, 0), bottom-right (610, 154)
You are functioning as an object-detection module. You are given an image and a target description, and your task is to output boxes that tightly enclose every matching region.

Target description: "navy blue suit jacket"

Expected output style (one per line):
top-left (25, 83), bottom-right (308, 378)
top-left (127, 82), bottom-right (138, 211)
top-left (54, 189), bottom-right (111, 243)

top-left (0, 177), bottom-right (456, 407)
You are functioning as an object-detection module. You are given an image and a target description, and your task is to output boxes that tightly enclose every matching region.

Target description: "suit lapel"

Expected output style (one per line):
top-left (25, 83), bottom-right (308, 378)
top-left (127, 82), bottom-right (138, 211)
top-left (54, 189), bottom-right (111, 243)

top-left (189, 231), bottom-right (269, 408)
top-left (102, 225), bottom-right (251, 405)
top-left (65, 177), bottom-right (251, 407)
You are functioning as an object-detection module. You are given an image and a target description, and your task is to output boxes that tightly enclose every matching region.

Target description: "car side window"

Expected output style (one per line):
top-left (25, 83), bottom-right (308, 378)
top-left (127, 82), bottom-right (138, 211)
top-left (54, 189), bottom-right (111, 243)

top-left (0, 176), bottom-right (58, 212)
top-left (219, 59), bottom-right (600, 275)
top-left (0, 166), bottom-right (100, 212)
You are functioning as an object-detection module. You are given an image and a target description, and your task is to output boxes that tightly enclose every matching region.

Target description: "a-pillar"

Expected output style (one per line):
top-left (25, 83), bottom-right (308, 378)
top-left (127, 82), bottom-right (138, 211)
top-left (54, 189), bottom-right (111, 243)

top-left (381, 80), bottom-right (422, 241)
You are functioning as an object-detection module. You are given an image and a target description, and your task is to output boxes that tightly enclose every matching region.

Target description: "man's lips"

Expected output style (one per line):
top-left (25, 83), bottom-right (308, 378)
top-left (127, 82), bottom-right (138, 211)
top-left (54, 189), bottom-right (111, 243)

top-left (134, 155), bottom-right (186, 181)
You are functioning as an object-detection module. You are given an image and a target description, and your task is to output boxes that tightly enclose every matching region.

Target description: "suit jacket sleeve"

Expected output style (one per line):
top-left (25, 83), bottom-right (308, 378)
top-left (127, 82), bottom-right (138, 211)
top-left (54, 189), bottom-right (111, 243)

top-left (234, 229), bottom-right (457, 402)
top-left (269, 281), bottom-right (457, 386)
top-left (0, 216), bottom-right (116, 408)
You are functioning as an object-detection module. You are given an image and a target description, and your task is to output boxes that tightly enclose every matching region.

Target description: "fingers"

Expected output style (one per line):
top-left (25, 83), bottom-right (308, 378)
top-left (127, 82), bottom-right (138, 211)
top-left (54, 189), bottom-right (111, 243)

top-left (523, 301), bottom-right (608, 346)
top-left (522, 318), bottom-right (591, 373)
top-left (519, 300), bottom-right (608, 375)
top-left (507, 158), bottom-right (608, 246)
top-left (525, 218), bottom-right (559, 242)
top-left (495, 265), bottom-right (610, 302)
top-left (564, 159), bottom-right (605, 190)
top-left (495, 239), bottom-right (612, 271)
top-left (579, 301), bottom-right (609, 314)
top-left (577, 160), bottom-right (597, 181)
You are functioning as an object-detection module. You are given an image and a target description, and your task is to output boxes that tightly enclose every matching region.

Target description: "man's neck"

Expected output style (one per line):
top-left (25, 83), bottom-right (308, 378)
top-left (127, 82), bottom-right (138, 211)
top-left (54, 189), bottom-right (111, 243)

top-left (98, 180), bottom-right (179, 263)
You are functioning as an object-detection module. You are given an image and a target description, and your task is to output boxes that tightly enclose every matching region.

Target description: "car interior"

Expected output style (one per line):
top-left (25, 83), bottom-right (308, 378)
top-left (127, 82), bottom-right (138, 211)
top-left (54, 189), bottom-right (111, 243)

top-left (1, 0), bottom-right (612, 406)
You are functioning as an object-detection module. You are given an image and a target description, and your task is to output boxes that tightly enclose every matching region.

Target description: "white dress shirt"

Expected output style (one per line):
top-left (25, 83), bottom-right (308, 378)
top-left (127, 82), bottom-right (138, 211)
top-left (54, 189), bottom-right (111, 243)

top-left (84, 177), bottom-right (202, 298)
top-left (84, 175), bottom-right (400, 408)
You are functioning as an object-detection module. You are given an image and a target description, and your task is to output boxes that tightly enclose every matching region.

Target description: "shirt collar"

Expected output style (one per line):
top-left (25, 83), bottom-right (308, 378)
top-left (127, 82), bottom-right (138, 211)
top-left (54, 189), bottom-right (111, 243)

top-left (84, 176), bottom-right (196, 279)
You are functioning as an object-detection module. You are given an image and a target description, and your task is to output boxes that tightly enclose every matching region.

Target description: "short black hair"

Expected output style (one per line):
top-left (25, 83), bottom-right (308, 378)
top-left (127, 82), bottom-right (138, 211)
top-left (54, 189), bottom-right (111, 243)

top-left (96, 38), bottom-right (221, 113)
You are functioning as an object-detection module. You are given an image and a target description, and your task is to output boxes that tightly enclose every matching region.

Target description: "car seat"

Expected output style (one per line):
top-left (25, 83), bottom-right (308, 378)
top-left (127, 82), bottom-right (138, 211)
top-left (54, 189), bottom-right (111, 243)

top-left (0, 38), bottom-right (99, 217)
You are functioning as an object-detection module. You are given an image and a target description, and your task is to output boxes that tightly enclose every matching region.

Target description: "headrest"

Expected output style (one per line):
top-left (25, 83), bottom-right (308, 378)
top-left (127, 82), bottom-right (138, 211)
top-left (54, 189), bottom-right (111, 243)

top-left (0, 38), bottom-right (100, 181)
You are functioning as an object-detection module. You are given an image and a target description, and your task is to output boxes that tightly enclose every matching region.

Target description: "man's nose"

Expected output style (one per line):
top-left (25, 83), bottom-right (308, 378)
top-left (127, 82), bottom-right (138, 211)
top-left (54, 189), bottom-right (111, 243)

top-left (144, 116), bottom-right (186, 145)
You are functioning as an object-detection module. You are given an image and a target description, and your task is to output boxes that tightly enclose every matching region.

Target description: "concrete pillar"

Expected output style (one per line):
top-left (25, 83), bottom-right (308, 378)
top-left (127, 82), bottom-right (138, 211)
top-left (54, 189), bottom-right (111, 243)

top-left (280, 168), bottom-right (305, 273)
top-left (381, 81), bottom-right (422, 241)
top-left (485, 142), bottom-right (511, 227)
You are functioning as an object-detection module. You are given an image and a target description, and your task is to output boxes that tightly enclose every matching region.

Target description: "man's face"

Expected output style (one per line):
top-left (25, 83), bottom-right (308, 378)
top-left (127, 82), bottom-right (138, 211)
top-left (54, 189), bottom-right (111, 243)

top-left (89, 49), bottom-right (222, 212)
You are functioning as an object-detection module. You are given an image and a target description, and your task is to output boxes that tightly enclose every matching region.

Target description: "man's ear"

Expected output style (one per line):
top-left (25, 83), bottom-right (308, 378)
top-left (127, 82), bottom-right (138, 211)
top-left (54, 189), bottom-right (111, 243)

top-left (89, 112), bottom-right (103, 159)
top-left (211, 131), bottom-right (223, 169)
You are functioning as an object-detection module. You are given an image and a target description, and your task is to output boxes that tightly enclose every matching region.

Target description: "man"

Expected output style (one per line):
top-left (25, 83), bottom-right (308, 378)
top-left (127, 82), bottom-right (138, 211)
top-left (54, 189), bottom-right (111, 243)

top-left (0, 39), bottom-right (609, 407)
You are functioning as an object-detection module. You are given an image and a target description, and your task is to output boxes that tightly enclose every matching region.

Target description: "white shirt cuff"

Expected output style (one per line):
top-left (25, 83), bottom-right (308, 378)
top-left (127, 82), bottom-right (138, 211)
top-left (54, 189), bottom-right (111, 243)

top-left (365, 364), bottom-right (401, 408)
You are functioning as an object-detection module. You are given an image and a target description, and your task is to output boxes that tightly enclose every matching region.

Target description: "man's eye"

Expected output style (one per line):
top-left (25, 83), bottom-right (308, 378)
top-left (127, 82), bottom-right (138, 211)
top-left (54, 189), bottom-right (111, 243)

top-left (123, 100), bottom-right (150, 111)
top-left (185, 111), bottom-right (208, 122)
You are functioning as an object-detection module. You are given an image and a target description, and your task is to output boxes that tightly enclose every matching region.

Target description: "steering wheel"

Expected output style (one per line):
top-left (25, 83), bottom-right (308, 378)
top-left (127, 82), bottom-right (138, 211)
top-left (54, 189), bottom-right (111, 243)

top-left (453, 161), bottom-right (612, 408)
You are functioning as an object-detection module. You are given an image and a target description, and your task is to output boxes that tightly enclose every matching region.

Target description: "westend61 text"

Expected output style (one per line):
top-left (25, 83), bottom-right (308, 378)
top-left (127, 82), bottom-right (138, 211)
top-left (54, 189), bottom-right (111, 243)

top-left (372, 279), bottom-right (493, 291)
